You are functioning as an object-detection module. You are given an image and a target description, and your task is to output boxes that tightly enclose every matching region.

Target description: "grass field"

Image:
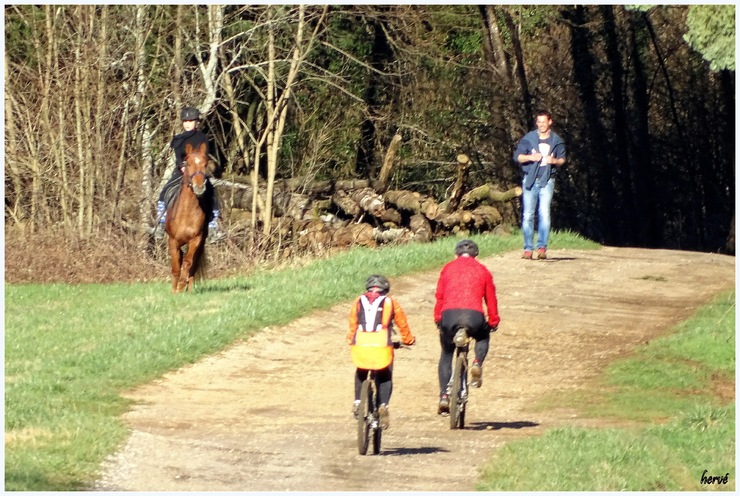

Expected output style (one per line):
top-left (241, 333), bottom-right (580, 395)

top-left (7, 231), bottom-right (568, 490)
top-left (477, 289), bottom-right (735, 491)
top-left (9, 230), bottom-right (730, 491)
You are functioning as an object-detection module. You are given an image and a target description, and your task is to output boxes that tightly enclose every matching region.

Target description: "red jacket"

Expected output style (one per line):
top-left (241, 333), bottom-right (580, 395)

top-left (434, 255), bottom-right (500, 327)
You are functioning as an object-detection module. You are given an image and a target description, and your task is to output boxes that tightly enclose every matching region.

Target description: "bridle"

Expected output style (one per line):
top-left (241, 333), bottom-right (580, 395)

top-left (187, 169), bottom-right (206, 188)
top-left (182, 157), bottom-right (207, 193)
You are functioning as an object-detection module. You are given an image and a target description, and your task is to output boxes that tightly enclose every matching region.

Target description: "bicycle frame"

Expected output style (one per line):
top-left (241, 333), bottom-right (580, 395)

top-left (449, 327), bottom-right (470, 429)
top-left (355, 342), bottom-right (409, 454)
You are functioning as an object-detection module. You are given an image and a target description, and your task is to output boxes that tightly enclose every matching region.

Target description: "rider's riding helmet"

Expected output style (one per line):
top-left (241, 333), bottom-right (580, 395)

top-left (180, 106), bottom-right (201, 121)
top-left (365, 274), bottom-right (390, 294)
top-left (455, 239), bottom-right (479, 257)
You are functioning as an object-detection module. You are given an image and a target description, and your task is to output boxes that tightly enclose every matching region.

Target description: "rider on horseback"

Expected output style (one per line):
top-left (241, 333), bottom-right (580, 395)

top-left (154, 106), bottom-right (224, 241)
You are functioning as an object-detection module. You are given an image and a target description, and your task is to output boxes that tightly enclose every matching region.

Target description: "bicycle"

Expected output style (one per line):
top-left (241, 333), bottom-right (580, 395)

top-left (448, 326), bottom-right (471, 429)
top-left (356, 368), bottom-right (383, 455)
top-left (356, 340), bottom-right (410, 455)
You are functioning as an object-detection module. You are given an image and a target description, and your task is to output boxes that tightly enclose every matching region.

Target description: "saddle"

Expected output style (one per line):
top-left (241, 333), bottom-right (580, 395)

top-left (162, 176), bottom-right (216, 223)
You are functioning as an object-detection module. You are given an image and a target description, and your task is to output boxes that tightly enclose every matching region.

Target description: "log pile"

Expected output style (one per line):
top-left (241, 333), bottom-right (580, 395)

top-left (213, 150), bottom-right (522, 251)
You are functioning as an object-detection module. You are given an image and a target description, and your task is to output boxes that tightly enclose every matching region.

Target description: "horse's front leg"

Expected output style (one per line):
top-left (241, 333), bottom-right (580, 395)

top-left (168, 238), bottom-right (183, 293)
top-left (179, 235), bottom-right (203, 292)
top-left (186, 236), bottom-right (205, 292)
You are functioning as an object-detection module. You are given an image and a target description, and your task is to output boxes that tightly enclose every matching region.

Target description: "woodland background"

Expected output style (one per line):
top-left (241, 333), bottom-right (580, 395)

top-left (4, 5), bottom-right (735, 283)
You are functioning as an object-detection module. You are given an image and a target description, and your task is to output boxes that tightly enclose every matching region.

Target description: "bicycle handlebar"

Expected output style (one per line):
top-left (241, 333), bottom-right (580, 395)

top-left (393, 341), bottom-right (413, 350)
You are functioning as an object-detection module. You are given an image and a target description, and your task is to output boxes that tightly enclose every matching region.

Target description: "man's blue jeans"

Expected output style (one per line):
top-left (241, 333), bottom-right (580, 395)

top-left (522, 177), bottom-right (555, 251)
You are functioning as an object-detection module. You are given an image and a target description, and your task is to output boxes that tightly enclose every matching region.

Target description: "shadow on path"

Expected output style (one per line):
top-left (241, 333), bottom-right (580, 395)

top-left (466, 420), bottom-right (540, 431)
top-left (381, 446), bottom-right (451, 456)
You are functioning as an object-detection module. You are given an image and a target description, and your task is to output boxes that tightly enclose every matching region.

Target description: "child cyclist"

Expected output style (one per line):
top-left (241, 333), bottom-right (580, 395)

top-left (346, 274), bottom-right (415, 430)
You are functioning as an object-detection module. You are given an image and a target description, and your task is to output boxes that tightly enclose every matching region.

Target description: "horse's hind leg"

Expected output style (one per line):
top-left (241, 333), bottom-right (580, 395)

top-left (168, 238), bottom-right (183, 293)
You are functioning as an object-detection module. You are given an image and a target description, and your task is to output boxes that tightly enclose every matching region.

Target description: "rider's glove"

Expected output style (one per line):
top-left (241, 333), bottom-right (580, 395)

top-left (435, 321), bottom-right (442, 331)
top-left (488, 323), bottom-right (498, 333)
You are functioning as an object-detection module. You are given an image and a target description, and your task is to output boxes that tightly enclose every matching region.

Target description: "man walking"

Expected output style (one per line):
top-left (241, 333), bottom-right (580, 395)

top-left (513, 110), bottom-right (566, 260)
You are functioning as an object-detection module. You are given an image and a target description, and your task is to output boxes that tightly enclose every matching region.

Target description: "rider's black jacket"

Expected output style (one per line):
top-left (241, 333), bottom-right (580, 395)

top-left (170, 130), bottom-right (209, 176)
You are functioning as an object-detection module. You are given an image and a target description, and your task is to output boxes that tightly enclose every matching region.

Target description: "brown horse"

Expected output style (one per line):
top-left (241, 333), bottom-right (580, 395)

top-left (165, 142), bottom-right (209, 293)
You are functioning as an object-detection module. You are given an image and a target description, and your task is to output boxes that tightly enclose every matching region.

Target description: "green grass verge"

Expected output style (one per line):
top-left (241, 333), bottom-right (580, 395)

top-left (477, 290), bottom-right (735, 491)
top-left (5, 231), bottom-right (598, 491)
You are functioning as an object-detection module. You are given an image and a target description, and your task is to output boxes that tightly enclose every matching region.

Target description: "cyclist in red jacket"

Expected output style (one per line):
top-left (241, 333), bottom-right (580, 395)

top-left (434, 239), bottom-right (500, 415)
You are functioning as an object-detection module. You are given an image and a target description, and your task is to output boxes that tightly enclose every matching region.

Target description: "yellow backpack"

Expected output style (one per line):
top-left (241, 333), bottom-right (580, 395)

top-left (350, 295), bottom-right (394, 370)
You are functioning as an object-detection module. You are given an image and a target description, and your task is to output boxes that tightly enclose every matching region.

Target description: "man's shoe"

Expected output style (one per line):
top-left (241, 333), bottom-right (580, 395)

top-left (378, 404), bottom-right (390, 429)
top-left (470, 363), bottom-right (483, 388)
top-left (437, 394), bottom-right (450, 416)
top-left (352, 400), bottom-right (360, 419)
top-left (537, 248), bottom-right (547, 260)
top-left (522, 250), bottom-right (533, 260)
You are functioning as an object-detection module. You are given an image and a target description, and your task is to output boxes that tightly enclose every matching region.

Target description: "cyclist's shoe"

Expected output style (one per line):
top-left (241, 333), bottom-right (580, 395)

top-left (352, 400), bottom-right (360, 419)
top-left (378, 404), bottom-right (390, 430)
top-left (522, 250), bottom-right (533, 260)
top-left (470, 363), bottom-right (483, 388)
top-left (438, 394), bottom-right (450, 416)
top-left (537, 247), bottom-right (547, 260)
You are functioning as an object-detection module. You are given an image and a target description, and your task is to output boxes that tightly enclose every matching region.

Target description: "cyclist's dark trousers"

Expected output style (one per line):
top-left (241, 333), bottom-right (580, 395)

top-left (355, 365), bottom-right (392, 406)
top-left (158, 168), bottom-right (219, 211)
top-left (438, 309), bottom-right (489, 395)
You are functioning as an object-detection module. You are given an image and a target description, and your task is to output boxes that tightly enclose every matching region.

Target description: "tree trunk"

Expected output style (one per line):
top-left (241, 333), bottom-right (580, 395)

top-left (502, 9), bottom-right (533, 124)
top-left (134, 6), bottom-right (153, 232)
top-left (332, 190), bottom-right (361, 218)
top-left (408, 213), bottom-right (432, 242)
top-left (349, 187), bottom-right (385, 217)
top-left (375, 133), bottom-right (402, 193)
top-left (384, 190), bottom-right (424, 214)
top-left (445, 154), bottom-right (471, 212)
top-left (471, 205), bottom-right (503, 230)
top-left (460, 184), bottom-right (522, 209)
top-left (73, 10), bottom-right (87, 235)
top-left (4, 51), bottom-right (22, 225)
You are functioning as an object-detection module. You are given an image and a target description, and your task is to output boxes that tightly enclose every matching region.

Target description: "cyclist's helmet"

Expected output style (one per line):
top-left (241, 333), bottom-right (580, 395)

top-left (180, 106), bottom-right (201, 121)
top-left (365, 274), bottom-right (390, 294)
top-left (455, 239), bottom-right (479, 257)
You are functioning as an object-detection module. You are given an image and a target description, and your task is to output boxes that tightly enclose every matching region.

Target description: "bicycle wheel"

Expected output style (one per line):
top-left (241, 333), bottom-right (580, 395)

top-left (449, 348), bottom-right (468, 429)
top-left (357, 379), bottom-right (372, 455)
top-left (372, 420), bottom-right (382, 455)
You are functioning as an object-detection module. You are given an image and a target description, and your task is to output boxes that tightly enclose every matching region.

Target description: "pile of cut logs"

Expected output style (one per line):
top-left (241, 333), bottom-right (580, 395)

top-left (214, 145), bottom-right (521, 250)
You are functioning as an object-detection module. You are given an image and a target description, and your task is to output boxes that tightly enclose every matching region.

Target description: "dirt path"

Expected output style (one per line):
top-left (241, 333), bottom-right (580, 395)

top-left (93, 247), bottom-right (734, 491)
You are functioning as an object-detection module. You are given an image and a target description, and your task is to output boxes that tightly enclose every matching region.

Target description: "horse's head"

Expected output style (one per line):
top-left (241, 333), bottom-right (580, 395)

top-left (183, 142), bottom-right (209, 197)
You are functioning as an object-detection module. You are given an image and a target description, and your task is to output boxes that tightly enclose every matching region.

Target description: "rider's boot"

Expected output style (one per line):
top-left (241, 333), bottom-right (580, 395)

top-left (437, 393), bottom-right (450, 415)
top-left (378, 404), bottom-right (390, 430)
top-left (470, 361), bottom-right (483, 388)
top-left (208, 209), bottom-right (226, 242)
top-left (153, 200), bottom-right (167, 240)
